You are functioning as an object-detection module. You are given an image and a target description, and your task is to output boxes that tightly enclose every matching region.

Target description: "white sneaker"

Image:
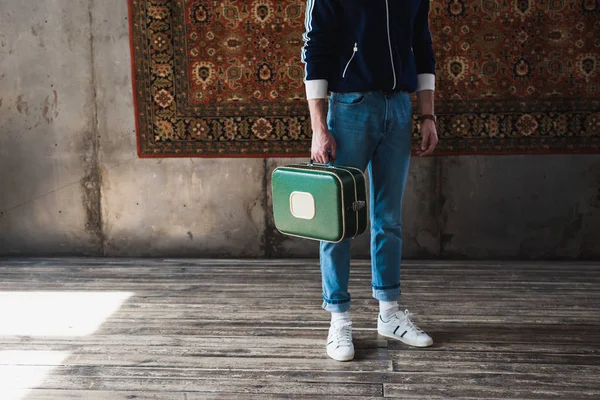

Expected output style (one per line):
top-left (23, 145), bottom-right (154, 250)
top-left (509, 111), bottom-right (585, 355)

top-left (378, 309), bottom-right (433, 347)
top-left (326, 320), bottom-right (355, 361)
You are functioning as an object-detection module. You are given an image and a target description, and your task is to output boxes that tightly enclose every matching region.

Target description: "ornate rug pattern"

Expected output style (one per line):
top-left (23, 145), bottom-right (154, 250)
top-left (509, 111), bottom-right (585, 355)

top-left (129, 0), bottom-right (600, 157)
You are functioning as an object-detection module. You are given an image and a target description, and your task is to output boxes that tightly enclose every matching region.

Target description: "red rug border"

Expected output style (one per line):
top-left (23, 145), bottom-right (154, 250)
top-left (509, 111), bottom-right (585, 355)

top-left (134, 149), bottom-right (600, 159)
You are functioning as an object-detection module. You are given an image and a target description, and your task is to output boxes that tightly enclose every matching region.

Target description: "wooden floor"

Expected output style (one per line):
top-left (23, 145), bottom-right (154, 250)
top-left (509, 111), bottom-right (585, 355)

top-left (0, 258), bottom-right (599, 399)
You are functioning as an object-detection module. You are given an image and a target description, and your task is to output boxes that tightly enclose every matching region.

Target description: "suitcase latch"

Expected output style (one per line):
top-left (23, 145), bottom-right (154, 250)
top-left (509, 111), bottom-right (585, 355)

top-left (351, 201), bottom-right (366, 212)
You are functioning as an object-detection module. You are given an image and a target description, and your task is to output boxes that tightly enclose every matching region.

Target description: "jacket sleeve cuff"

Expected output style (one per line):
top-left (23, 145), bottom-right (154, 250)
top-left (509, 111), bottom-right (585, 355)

top-left (416, 73), bottom-right (435, 92)
top-left (305, 79), bottom-right (329, 99)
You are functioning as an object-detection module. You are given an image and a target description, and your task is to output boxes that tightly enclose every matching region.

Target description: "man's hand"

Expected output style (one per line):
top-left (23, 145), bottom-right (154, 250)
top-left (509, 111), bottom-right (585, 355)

top-left (415, 89), bottom-right (437, 157)
top-left (416, 119), bottom-right (438, 157)
top-left (308, 98), bottom-right (336, 163)
top-left (311, 127), bottom-right (337, 164)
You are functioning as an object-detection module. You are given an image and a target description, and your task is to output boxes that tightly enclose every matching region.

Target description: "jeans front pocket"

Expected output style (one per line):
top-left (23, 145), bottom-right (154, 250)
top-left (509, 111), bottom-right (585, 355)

top-left (331, 91), bottom-right (368, 106)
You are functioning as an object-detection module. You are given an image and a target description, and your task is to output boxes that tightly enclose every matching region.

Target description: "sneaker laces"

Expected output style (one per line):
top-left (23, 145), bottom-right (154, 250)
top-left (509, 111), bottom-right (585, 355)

top-left (331, 321), bottom-right (353, 347)
top-left (396, 309), bottom-right (425, 335)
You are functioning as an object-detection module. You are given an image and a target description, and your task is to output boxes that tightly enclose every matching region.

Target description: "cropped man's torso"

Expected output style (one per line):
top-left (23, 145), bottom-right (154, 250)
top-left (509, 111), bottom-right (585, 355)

top-left (302, 0), bottom-right (435, 96)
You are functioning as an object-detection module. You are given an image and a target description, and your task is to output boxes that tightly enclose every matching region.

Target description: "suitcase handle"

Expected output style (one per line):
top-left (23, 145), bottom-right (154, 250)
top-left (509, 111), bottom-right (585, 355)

top-left (308, 159), bottom-right (334, 167)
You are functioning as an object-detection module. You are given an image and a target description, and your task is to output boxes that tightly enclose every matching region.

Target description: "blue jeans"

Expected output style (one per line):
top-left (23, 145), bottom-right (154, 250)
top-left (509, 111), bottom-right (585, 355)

top-left (320, 91), bottom-right (413, 313)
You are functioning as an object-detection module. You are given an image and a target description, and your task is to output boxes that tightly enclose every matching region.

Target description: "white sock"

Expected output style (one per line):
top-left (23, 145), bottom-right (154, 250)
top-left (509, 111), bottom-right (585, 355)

top-left (331, 311), bottom-right (350, 325)
top-left (380, 300), bottom-right (399, 320)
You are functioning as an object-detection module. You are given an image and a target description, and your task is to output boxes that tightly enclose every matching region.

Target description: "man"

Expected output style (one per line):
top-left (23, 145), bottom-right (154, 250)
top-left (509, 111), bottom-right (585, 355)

top-left (301, 0), bottom-right (439, 361)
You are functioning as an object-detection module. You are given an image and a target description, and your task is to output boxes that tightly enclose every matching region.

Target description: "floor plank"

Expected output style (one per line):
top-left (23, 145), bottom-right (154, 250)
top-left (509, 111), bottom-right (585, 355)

top-left (0, 258), bottom-right (599, 399)
top-left (21, 390), bottom-right (385, 400)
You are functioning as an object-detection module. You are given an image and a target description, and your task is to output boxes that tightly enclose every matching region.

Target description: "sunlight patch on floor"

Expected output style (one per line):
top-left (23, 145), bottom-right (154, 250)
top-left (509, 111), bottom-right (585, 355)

top-left (0, 291), bottom-right (133, 336)
top-left (0, 352), bottom-right (70, 400)
top-left (0, 291), bottom-right (133, 400)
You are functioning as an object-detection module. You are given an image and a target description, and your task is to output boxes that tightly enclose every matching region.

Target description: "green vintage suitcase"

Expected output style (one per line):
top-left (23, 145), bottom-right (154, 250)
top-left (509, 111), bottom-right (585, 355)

top-left (271, 163), bottom-right (368, 242)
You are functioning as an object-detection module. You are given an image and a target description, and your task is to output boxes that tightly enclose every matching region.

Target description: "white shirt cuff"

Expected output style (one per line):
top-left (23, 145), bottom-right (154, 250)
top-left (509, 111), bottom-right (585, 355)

top-left (416, 73), bottom-right (435, 92)
top-left (305, 79), bottom-right (329, 99)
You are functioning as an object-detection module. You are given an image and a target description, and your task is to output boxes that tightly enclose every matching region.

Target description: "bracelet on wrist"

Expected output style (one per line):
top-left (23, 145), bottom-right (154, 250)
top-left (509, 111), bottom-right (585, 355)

top-left (419, 114), bottom-right (437, 123)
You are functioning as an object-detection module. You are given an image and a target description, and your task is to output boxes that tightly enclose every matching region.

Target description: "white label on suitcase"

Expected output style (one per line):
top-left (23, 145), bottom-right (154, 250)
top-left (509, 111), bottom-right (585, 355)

top-left (289, 191), bottom-right (316, 220)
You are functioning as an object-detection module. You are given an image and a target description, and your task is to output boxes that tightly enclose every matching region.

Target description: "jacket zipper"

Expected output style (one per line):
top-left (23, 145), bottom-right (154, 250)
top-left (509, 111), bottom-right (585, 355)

top-left (385, 0), bottom-right (397, 90)
top-left (342, 42), bottom-right (358, 78)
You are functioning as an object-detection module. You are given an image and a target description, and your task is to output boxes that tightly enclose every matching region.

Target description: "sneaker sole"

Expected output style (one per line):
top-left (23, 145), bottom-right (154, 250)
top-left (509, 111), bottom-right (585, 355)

top-left (377, 330), bottom-right (433, 347)
top-left (326, 348), bottom-right (355, 362)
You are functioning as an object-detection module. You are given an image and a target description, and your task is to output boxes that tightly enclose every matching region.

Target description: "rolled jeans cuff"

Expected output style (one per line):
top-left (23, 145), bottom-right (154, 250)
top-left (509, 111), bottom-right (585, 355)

top-left (322, 296), bottom-right (351, 313)
top-left (372, 283), bottom-right (401, 302)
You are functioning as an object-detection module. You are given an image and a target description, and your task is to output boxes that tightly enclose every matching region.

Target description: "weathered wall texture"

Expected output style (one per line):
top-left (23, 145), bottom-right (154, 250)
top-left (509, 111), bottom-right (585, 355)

top-left (1, 0), bottom-right (599, 259)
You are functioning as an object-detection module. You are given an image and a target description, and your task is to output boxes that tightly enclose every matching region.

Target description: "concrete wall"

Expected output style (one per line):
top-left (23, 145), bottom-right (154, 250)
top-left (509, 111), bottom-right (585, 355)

top-left (1, 0), bottom-right (599, 259)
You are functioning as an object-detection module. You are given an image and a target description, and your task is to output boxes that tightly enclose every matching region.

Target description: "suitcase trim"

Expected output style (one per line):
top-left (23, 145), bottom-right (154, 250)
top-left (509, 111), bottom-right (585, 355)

top-left (272, 166), bottom-right (347, 243)
top-left (338, 166), bottom-right (368, 238)
top-left (336, 168), bottom-right (360, 239)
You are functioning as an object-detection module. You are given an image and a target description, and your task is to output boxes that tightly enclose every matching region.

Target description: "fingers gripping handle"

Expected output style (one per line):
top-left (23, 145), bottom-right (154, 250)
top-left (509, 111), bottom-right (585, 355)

top-left (309, 150), bottom-right (334, 167)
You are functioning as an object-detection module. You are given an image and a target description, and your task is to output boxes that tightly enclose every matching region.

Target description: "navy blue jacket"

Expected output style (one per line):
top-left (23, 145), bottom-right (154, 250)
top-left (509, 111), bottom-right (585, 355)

top-left (302, 0), bottom-right (435, 97)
